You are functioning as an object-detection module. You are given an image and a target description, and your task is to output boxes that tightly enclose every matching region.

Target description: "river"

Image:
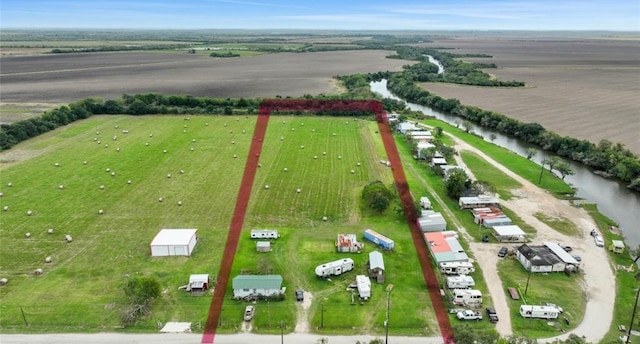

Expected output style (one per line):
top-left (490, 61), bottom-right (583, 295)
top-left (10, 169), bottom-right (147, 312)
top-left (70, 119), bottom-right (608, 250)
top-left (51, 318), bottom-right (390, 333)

top-left (371, 79), bottom-right (640, 248)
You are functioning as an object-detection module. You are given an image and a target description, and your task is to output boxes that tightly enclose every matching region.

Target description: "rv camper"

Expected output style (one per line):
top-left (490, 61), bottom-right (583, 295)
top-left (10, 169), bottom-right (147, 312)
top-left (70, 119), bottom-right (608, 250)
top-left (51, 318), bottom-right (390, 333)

top-left (356, 275), bottom-right (371, 300)
top-left (439, 261), bottom-right (475, 275)
top-left (315, 258), bottom-right (355, 278)
top-left (446, 275), bottom-right (475, 289)
top-left (452, 289), bottom-right (482, 306)
top-left (519, 305), bottom-right (560, 319)
top-left (250, 229), bottom-right (279, 239)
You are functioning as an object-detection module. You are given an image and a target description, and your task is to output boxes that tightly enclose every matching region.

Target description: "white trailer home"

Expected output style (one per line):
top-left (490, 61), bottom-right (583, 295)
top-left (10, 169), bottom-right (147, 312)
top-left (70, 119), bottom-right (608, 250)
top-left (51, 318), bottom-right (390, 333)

top-left (519, 305), bottom-right (560, 319)
top-left (452, 289), bottom-right (482, 306)
top-left (315, 258), bottom-right (354, 278)
top-left (250, 229), bottom-right (279, 239)
top-left (439, 261), bottom-right (475, 275)
top-left (356, 275), bottom-right (371, 300)
top-left (446, 275), bottom-right (475, 289)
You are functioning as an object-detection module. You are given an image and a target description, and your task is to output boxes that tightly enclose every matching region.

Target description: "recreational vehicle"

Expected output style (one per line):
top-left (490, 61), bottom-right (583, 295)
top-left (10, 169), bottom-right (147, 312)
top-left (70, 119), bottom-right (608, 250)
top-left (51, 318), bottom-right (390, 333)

top-left (452, 289), bottom-right (482, 306)
top-left (250, 229), bottom-right (279, 239)
top-left (315, 258), bottom-right (354, 278)
top-left (356, 275), bottom-right (371, 300)
top-left (446, 275), bottom-right (475, 289)
top-left (519, 305), bottom-right (560, 319)
top-left (439, 261), bottom-right (475, 275)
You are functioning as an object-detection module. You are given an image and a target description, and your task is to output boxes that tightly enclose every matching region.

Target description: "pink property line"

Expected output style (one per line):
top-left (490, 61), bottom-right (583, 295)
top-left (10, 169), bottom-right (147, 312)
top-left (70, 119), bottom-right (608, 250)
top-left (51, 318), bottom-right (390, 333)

top-left (201, 106), bottom-right (270, 343)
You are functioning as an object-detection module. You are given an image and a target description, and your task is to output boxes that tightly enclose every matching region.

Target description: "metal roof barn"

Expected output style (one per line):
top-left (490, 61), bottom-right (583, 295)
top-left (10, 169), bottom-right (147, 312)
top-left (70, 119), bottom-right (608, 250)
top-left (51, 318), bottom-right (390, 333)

top-left (149, 229), bottom-right (198, 257)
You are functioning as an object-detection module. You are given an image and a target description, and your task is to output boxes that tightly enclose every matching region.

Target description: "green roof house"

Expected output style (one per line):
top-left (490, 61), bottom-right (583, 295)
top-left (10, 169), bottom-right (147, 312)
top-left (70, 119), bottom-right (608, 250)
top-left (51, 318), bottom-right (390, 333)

top-left (232, 275), bottom-right (284, 299)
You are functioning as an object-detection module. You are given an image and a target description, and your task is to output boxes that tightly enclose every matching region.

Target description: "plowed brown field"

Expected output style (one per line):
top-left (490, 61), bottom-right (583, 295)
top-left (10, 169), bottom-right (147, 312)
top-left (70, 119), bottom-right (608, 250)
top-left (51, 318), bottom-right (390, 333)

top-left (0, 50), bottom-right (407, 104)
top-left (416, 38), bottom-right (640, 154)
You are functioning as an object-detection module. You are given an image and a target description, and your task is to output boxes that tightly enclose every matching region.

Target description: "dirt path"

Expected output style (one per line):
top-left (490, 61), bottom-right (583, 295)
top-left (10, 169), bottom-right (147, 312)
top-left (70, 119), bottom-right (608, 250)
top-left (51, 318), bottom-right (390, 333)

top-left (294, 291), bottom-right (313, 333)
top-left (449, 136), bottom-right (616, 342)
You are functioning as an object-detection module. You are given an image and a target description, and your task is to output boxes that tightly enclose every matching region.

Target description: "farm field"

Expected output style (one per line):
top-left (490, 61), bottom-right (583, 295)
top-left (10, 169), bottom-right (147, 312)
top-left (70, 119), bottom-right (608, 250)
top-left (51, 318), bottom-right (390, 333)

top-left (0, 114), bottom-right (439, 336)
top-left (0, 50), bottom-right (409, 104)
top-left (416, 37), bottom-right (640, 154)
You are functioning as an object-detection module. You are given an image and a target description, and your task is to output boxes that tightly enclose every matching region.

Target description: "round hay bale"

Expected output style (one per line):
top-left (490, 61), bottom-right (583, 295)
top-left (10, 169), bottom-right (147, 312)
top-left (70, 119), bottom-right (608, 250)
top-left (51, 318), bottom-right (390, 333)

top-left (265, 185), bottom-right (270, 189)
top-left (301, 123), bottom-right (304, 126)
top-left (116, 148), bottom-right (120, 152)
top-left (2, 206), bottom-right (8, 211)
top-left (59, 184), bottom-right (64, 189)
top-left (97, 140), bottom-right (101, 144)
top-left (0, 192), bottom-right (3, 197)
top-left (183, 130), bottom-right (187, 133)
top-left (112, 135), bottom-right (117, 140)
top-left (291, 128), bottom-right (295, 131)
top-left (280, 137), bottom-right (284, 141)
top-left (323, 152), bottom-right (327, 155)
top-left (242, 130), bottom-right (246, 133)
top-left (322, 216), bottom-right (328, 222)
top-left (96, 131), bottom-right (100, 135)
top-left (47, 228), bottom-right (54, 234)
top-left (0, 278), bottom-right (7, 285)
top-left (224, 123), bottom-right (227, 127)
top-left (184, 124), bottom-right (188, 128)
top-left (357, 162), bottom-right (361, 166)
top-left (115, 125), bottom-right (119, 129)
top-left (232, 140), bottom-right (235, 144)
top-left (111, 172), bottom-right (116, 176)
top-left (98, 209), bottom-right (104, 215)
top-left (106, 168), bottom-right (111, 172)
top-left (186, 117), bottom-right (190, 121)
top-left (163, 149), bottom-right (168, 153)
top-left (258, 163), bottom-right (262, 167)
top-left (312, 129), bottom-right (315, 132)
top-left (236, 118), bottom-right (239, 121)
top-left (332, 133), bottom-right (336, 136)
top-left (104, 144), bottom-right (109, 148)
top-left (205, 123), bottom-right (209, 126)
top-left (83, 160), bottom-right (88, 165)
top-left (25, 232), bottom-right (31, 238)
top-left (149, 134), bottom-right (153, 137)
top-left (351, 170), bottom-right (355, 174)
top-left (190, 147), bottom-right (195, 151)
top-left (34, 268), bottom-right (43, 275)
top-left (282, 120), bottom-right (286, 124)
top-left (94, 138), bottom-right (97, 141)
top-left (296, 188), bottom-right (301, 193)
top-left (233, 155), bottom-right (237, 159)
top-left (127, 180), bottom-right (132, 184)
top-left (177, 201), bottom-right (183, 206)
top-left (167, 173), bottom-right (172, 178)
top-left (26, 210), bottom-right (33, 216)
top-left (54, 162), bottom-right (60, 167)
top-left (300, 145), bottom-right (304, 149)
top-left (100, 185), bottom-right (105, 190)
top-left (314, 156), bottom-right (318, 159)
top-left (338, 155), bottom-right (342, 159)
top-left (284, 168), bottom-right (288, 172)
top-left (158, 197), bottom-right (164, 202)
top-left (229, 130), bottom-right (233, 133)
top-left (145, 142), bottom-right (149, 146)
top-left (192, 139), bottom-right (196, 143)
top-left (179, 170), bottom-right (185, 174)
top-left (45, 256), bottom-right (52, 263)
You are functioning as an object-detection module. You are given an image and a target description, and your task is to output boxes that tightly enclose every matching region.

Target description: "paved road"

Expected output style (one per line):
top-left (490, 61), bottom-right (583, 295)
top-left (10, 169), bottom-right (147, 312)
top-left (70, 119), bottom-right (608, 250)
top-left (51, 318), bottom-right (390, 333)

top-left (1, 333), bottom-right (445, 344)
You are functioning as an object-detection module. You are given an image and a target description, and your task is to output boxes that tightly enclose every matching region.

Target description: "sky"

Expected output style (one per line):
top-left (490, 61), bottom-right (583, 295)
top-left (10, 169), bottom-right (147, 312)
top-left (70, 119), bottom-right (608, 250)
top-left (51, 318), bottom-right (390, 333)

top-left (1, 0), bottom-right (638, 31)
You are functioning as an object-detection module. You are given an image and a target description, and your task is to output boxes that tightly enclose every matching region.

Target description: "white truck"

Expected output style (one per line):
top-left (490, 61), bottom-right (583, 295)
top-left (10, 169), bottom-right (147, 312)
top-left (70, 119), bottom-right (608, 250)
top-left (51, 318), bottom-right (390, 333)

top-left (315, 258), bottom-right (354, 278)
top-left (456, 310), bottom-right (482, 320)
top-left (439, 261), bottom-right (475, 275)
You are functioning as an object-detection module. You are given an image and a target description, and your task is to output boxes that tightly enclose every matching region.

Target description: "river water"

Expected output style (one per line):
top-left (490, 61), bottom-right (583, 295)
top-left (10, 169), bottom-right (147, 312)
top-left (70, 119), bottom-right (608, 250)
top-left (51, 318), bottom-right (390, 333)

top-left (371, 79), bottom-right (640, 247)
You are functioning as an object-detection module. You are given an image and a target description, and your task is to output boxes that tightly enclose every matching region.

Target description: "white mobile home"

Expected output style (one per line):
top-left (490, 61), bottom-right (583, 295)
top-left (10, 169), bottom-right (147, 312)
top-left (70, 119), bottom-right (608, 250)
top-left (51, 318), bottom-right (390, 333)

top-left (439, 261), bottom-right (475, 275)
top-left (452, 289), bottom-right (482, 306)
top-left (251, 229), bottom-right (279, 239)
top-left (519, 305), bottom-right (560, 319)
top-left (150, 229), bottom-right (198, 257)
top-left (232, 274), bottom-right (284, 300)
top-left (446, 275), bottom-right (475, 289)
top-left (315, 258), bottom-right (354, 278)
top-left (356, 275), bottom-right (371, 300)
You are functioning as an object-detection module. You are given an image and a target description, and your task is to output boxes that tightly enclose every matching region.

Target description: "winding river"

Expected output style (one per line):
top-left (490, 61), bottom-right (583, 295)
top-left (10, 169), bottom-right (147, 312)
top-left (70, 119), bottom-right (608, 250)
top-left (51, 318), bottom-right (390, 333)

top-left (371, 79), bottom-right (640, 248)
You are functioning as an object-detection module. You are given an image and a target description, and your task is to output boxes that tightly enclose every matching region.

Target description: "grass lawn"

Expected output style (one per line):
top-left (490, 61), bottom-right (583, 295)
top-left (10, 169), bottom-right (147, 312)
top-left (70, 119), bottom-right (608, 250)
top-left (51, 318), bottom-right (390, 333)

top-left (459, 151), bottom-right (522, 200)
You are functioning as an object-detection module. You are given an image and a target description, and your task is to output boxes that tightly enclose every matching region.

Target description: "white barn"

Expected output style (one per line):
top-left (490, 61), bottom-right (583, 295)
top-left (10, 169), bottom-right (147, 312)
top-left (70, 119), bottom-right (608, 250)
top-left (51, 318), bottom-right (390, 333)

top-left (150, 229), bottom-right (198, 257)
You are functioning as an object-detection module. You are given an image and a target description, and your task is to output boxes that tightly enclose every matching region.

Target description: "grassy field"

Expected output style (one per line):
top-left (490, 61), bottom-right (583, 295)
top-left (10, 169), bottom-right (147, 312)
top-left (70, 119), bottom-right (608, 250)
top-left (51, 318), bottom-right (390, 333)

top-left (0, 115), bottom-right (439, 336)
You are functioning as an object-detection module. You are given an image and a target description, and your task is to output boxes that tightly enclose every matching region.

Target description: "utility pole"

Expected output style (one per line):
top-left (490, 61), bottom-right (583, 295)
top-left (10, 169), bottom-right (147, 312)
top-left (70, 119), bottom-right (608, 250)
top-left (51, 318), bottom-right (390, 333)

top-left (385, 284), bottom-right (394, 344)
top-left (626, 288), bottom-right (640, 344)
top-left (524, 268), bottom-right (532, 296)
top-left (320, 302), bottom-right (324, 329)
top-left (280, 320), bottom-right (284, 344)
top-left (538, 159), bottom-right (547, 184)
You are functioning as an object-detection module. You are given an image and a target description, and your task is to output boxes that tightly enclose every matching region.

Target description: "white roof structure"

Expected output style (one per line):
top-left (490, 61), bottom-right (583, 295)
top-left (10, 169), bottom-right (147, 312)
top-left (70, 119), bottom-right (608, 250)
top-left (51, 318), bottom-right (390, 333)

top-left (543, 242), bottom-right (579, 264)
top-left (189, 274), bottom-right (209, 288)
top-left (369, 251), bottom-right (385, 271)
top-left (493, 225), bottom-right (525, 237)
top-left (151, 229), bottom-right (197, 246)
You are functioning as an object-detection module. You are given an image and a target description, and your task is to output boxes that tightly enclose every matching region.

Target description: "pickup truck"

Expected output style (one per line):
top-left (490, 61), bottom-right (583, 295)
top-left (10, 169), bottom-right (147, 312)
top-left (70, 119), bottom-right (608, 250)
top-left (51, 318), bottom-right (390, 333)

top-left (456, 310), bottom-right (482, 321)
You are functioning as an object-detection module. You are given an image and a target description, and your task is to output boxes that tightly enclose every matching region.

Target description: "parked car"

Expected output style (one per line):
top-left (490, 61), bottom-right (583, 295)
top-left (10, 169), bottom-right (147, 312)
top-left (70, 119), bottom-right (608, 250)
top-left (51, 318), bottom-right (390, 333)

top-left (498, 247), bottom-right (508, 258)
top-left (243, 305), bottom-right (255, 321)
top-left (485, 307), bottom-right (499, 323)
top-left (572, 255), bottom-right (582, 262)
top-left (594, 235), bottom-right (604, 247)
top-left (295, 289), bottom-right (304, 302)
top-left (456, 309), bottom-right (482, 320)
top-left (562, 246), bottom-right (572, 252)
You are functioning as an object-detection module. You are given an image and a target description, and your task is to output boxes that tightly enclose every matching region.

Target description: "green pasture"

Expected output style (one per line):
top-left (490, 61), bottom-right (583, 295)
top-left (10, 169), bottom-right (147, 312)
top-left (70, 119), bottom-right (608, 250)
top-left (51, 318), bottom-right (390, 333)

top-left (0, 115), bottom-right (439, 336)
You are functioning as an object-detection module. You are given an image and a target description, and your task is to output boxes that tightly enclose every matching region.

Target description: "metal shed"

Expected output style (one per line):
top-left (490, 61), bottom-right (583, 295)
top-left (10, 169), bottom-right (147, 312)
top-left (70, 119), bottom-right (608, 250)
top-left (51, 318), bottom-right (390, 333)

top-left (150, 229), bottom-right (198, 257)
top-left (368, 251), bottom-right (385, 283)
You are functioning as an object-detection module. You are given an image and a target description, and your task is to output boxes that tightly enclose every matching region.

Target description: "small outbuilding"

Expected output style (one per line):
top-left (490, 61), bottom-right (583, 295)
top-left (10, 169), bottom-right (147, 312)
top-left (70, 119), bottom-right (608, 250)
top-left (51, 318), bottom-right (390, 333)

top-left (459, 195), bottom-right (501, 209)
top-left (336, 234), bottom-right (363, 253)
top-left (367, 251), bottom-right (385, 283)
top-left (492, 225), bottom-right (526, 243)
top-left (609, 240), bottom-right (625, 254)
top-left (187, 274), bottom-right (210, 295)
top-left (418, 210), bottom-right (447, 232)
top-left (256, 241), bottom-right (271, 252)
top-left (150, 229), bottom-right (198, 257)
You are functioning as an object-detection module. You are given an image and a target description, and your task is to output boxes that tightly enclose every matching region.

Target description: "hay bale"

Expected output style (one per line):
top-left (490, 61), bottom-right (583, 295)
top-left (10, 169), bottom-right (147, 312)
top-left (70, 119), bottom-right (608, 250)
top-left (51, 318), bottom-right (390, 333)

top-left (45, 256), bottom-right (52, 263)
top-left (0, 278), bottom-right (7, 285)
top-left (296, 188), bottom-right (301, 193)
top-left (54, 162), bottom-right (60, 167)
top-left (59, 184), bottom-right (64, 189)
top-left (184, 125), bottom-right (187, 128)
top-left (83, 161), bottom-right (88, 165)
top-left (205, 123), bottom-right (209, 126)
top-left (332, 133), bottom-right (336, 136)
top-left (65, 234), bottom-right (73, 242)
top-left (322, 216), bottom-right (328, 222)
top-left (34, 268), bottom-right (43, 275)
top-left (258, 163), bottom-right (262, 167)
top-left (26, 210), bottom-right (33, 216)
top-left (224, 123), bottom-right (227, 127)
top-left (112, 135), bottom-right (117, 140)
top-left (179, 170), bottom-right (185, 174)
top-left (106, 168), bottom-right (111, 172)
top-left (232, 140), bottom-right (235, 144)
top-left (350, 170), bottom-right (355, 174)
top-left (145, 143), bottom-right (149, 146)
top-left (233, 155), bottom-right (237, 158)
top-left (163, 150), bottom-right (168, 153)
top-left (314, 156), bottom-right (318, 159)
top-left (114, 125), bottom-right (119, 129)
top-left (312, 129), bottom-right (315, 132)
top-left (122, 130), bottom-right (129, 133)
top-left (280, 137), bottom-right (284, 141)
top-left (177, 201), bottom-right (183, 206)
top-left (323, 152), bottom-right (327, 155)
top-left (291, 128), bottom-right (295, 131)
top-left (190, 147), bottom-right (195, 151)
top-left (127, 180), bottom-right (132, 184)
top-left (25, 232), bottom-right (31, 238)
top-left (0, 192), bottom-right (3, 197)
top-left (116, 148), bottom-right (120, 152)
top-left (111, 172), bottom-right (116, 176)
top-left (167, 173), bottom-right (172, 178)
top-left (284, 168), bottom-right (288, 172)
top-left (229, 130), bottom-right (233, 133)
top-left (7, 182), bottom-right (13, 187)
top-left (192, 139), bottom-right (196, 143)
top-left (47, 228), bottom-right (54, 234)
top-left (282, 120), bottom-right (286, 124)
top-left (97, 140), bottom-right (101, 144)
top-left (98, 209), bottom-right (104, 215)
top-left (265, 185), bottom-right (270, 189)
top-left (183, 130), bottom-right (187, 133)
top-left (149, 134), bottom-right (153, 137)
top-left (100, 185), bottom-right (105, 190)
top-left (301, 123), bottom-right (304, 126)
top-left (158, 197), bottom-right (164, 202)
top-left (242, 130), bottom-right (246, 133)
top-left (96, 131), bottom-right (100, 135)
top-left (94, 138), bottom-right (97, 141)
top-left (357, 162), bottom-right (361, 166)
top-left (338, 155), bottom-right (342, 159)
top-left (300, 145), bottom-right (304, 149)
top-left (104, 144), bottom-right (109, 148)
top-left (2, 206), bottom-right (8, 211)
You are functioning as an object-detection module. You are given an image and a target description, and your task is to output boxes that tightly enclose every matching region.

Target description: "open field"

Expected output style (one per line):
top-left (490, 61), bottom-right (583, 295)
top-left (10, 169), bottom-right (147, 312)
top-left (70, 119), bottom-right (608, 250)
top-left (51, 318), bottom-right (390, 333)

top-left (416, 37), bottom-right (640, 154)
top-left (0, 115), bottom-right (439, 336)
top-left (0, 50), bottom-right (408, 104)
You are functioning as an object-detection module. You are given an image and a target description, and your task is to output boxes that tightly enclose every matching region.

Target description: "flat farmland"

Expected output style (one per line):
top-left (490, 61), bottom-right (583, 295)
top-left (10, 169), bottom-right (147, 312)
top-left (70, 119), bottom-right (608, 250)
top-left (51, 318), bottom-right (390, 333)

top-left (416, 38), bottom-right (640, 154)
top-left (0, 115), bottom-right (438, 336)
top-left (0, 50), bottom-right (408, 104)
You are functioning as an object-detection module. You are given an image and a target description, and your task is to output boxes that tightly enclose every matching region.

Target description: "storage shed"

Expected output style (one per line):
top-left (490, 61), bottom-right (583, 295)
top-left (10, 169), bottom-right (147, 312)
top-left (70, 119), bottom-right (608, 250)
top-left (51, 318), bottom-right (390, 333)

top-left (150, 229), bottom-right (198, 257)
top-left (492, 225), bottom-right (526, 242)
top-left (459, 195), bottom-right (501, 209)
top-left (256, 241), bottom-right (271, 252)
top-left (609, 240), bottom-right (625, 254)
top-left (367, 251), bottom-right (385, 283)
top-left (336, 234), bottom-right (363, 253)
top-left (187, 274), bottom-right (210, 295)
top-left (418, 210), bottom-right (447, 232)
